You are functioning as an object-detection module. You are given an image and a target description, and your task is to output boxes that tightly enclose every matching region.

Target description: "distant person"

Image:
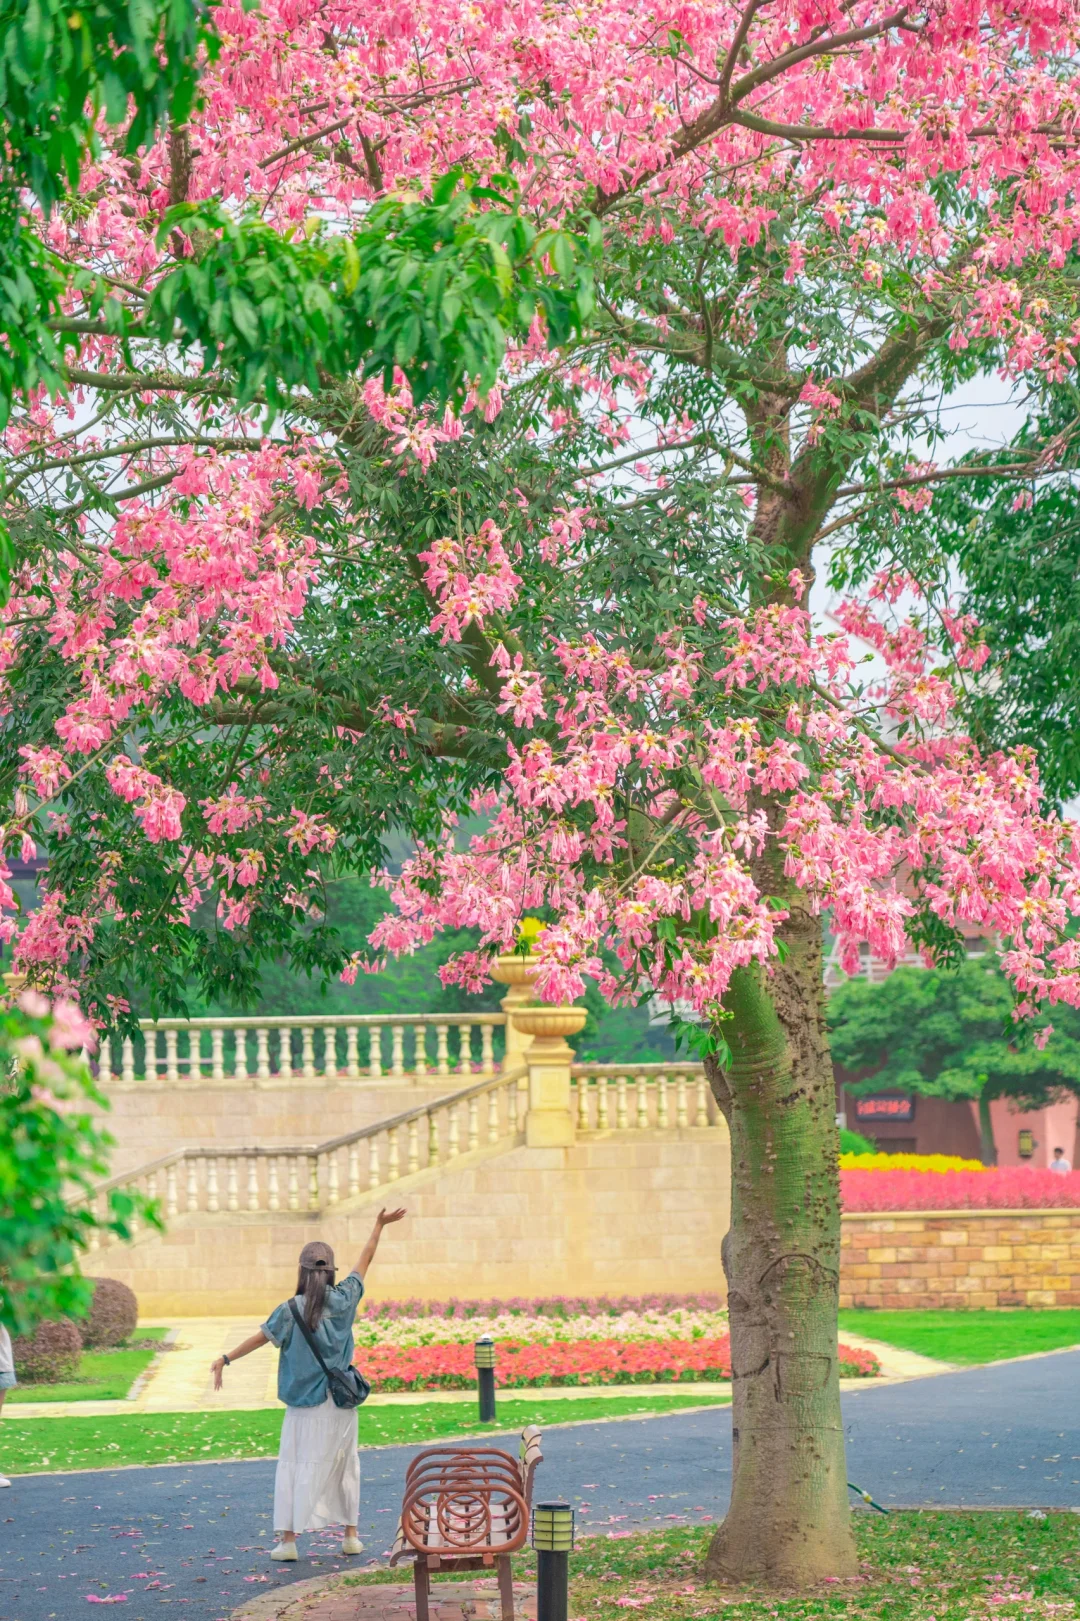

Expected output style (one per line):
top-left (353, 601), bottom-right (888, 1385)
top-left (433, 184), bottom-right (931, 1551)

top-left (0, 1322), bottom-right (13, 1486)
top-left (1049, 1147), bottom-right (1072, 1175)
top-left (211, 1207), bottom-right (406, 1560)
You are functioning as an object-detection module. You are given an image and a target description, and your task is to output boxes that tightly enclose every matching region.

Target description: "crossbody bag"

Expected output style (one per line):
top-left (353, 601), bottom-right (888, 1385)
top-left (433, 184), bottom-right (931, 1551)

top-left (287, 1298), bottom-right (371, 1409)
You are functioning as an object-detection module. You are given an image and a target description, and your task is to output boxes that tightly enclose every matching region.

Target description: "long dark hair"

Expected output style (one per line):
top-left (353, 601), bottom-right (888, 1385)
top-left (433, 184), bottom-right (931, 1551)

top-left (296, 1263), bottom-right (334, 1329)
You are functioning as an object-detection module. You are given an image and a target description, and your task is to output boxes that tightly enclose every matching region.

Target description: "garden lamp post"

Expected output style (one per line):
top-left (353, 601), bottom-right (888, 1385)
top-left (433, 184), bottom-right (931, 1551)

top-left (532, 1501), bottom-right (574, 1621)
top-left (474, 1335), bottom-right (497, 1422)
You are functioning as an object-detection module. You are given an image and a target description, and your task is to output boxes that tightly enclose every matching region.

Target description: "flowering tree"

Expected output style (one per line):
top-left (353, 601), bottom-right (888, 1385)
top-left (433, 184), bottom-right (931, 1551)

top-left (4, 0), bottom-right (1080, 1586)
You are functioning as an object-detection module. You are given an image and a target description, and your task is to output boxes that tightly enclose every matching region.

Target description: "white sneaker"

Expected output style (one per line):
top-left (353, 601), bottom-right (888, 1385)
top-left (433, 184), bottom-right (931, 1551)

top-left (341, 1536), bottom-right (364, 1556)
top-left (270, 1543), bottom-right (298, 1561)
top-left (0, 1476), bottom-right (10, 1488)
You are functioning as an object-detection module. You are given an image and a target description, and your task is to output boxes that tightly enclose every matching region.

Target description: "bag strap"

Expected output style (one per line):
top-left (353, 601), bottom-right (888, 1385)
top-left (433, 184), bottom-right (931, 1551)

top-left (287, 1297), bottom-right (335, 1379)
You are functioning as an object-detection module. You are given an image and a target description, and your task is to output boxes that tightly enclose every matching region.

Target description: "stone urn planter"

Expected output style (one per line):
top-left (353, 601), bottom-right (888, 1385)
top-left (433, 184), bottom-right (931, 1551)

top-left (490, 953), bottom-right (539, 1067)
top-left (489, 952), bottom-right (537, 991)
top-left (510, 1004), bottom-right (588, 1052)
top-left (511, 1004), bottom-right (588, 1150)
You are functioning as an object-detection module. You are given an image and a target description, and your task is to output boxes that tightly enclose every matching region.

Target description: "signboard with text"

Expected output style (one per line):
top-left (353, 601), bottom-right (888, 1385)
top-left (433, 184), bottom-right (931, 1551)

top-left (853, 1092), bottom-right (915, 1122)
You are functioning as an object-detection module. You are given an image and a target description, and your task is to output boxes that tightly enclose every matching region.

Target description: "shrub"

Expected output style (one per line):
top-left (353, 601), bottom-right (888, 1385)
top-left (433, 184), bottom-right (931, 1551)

top-left (81, 1278), bottom-right (138, 1348)
top-left (13, 1318), bottom-right (82, 1382)
top-left (839, 1128), bottom-right (876, 1155)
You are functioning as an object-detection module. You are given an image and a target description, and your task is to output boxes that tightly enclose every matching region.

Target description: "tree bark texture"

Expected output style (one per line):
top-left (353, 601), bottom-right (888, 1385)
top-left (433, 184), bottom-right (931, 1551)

top-left (703, 896), bottom-right (856, 1585)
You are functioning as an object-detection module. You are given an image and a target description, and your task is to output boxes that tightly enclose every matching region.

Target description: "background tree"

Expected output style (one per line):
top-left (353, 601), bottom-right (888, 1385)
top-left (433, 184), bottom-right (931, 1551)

top-left (4, 0), bottom-right (1080, 1588)
top-left (829, 960), bottom-right (1080, 1166)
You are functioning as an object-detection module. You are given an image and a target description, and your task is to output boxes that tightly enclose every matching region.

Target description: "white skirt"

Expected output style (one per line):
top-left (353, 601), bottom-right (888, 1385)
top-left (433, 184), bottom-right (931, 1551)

top-left (274, 1395), bottom-right (360, 1532)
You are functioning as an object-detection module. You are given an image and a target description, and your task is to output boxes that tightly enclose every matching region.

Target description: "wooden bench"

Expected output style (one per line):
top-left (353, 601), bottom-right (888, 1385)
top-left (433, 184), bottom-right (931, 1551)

top-left (388, 1426), bottom-right (543, 1621)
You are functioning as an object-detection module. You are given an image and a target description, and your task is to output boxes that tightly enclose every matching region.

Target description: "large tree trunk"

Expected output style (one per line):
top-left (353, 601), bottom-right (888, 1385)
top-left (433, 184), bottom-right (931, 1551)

top-left (703, 897), bottom-right (855, 1585)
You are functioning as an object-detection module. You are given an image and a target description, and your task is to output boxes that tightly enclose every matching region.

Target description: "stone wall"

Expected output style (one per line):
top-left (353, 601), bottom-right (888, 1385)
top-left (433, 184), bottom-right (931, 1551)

top-left (840, 1209), bottom-right (1080, 1308)
top-left (93, 1078), bottom-right (454, 1177)
top-left (85, 1129), bottom-right (730, 1316)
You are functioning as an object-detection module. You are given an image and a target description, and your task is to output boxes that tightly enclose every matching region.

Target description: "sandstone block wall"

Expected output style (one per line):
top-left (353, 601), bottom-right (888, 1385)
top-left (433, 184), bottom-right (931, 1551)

top-left (85, 1128), bottom-right (731, 1317)
top-left (840, 1209), bottom-right (1080, 1308)
top-left (93, 1077), bottom-right (455, 1176)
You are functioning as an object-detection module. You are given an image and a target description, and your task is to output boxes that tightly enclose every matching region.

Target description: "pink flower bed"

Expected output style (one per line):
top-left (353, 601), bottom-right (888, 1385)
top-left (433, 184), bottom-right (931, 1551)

top-left (842, 1168), bottom-right (1080, 1211)
top-left (358, 1292), bottom-right (722, 1320)
top-left (355, 1336), bottom-right (879, 1389)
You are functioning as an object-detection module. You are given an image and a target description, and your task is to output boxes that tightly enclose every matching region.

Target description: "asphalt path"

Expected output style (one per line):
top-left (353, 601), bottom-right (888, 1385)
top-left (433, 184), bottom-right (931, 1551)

top-left (4, 1351), bottom-right (1080, 1621)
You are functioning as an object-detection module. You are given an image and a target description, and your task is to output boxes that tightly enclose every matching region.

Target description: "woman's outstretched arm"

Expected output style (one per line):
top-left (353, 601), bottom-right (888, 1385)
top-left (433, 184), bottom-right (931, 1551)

top-left (211, 1329), bottom-right (269, 1390)
top-left (352, 1207), bottom-right (407, 1280)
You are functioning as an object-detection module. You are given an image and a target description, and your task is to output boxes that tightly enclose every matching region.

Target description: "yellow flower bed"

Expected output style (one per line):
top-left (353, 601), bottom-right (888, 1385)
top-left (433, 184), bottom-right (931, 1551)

top-left (839, 1152), bottom-right (986, 1172)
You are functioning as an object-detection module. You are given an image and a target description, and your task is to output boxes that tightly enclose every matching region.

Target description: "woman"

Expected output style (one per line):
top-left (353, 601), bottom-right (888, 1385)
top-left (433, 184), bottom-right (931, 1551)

top-left (211, 1206), bottom-right (406, 1560)
top-left (0, 1321), bottom-right (14, 1488)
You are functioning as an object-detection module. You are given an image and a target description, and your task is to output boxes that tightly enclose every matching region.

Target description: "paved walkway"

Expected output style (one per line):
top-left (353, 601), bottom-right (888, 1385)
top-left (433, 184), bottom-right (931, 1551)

top-left (7, 1349), bottom-right (1080, 1621)
top-left (234, 1574), bottom-right (536, 1621)
top-left (11, 1319), bottom-right (945, 1418)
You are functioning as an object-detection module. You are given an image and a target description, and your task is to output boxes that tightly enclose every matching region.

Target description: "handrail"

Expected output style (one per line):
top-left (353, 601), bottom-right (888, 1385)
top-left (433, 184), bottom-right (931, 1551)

top-left (138, 1012), bottom-right (506, 1031)
top-left (571, 1061), bottom-right (704, 1074)
top-left (316, 1066), bottom-right (526, 1155)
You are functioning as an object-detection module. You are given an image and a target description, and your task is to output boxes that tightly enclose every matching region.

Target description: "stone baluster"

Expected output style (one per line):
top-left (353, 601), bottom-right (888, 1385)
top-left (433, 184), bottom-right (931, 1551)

top-left (616, 1075), bottom-right (629, 1129)
top-left (457, 1023), bottom-right (472, 1074)
top-left (279, 1028), bottom-right (294, 1081)
top-left (127, 1182), bottom-right (140, 1235)
top-left (480, 1024), bottom-right (495, 1075)
top-left (88, 1201), bottom-right (100, 1252)
top-left (468, 1095), bottom-right (479, 1152)
top-left (165, 1160), bottom-right (178, 1217)
top-left (428, 1110), bottom-right (441, 1167)
top-left (446, 1104), bottom-right (459, 1159)
top-left (487, 1087), bottom-right (500, 1143)
top-left (256, 1026), bottom-right (271, 1084)
top-left (226, 1157), bottom-right (239, 1211)
top-left (324, 1028), bottom-right (339, 1081)
top-left (390, 1025), bottom-right (405, 1078)
top-left (287, 1156), bottom-right (300, 1211)
top-left (576, 1078), bottom-right (590, 1131)
top-left (388, 1126), bottom-right (400, 1181)
top-left (268, 1158), bottom-right (280, 1212)
top-left (99, 1037), bottom-right (113, 1086)
top-left (368, 1026), bottom-right (382, 1079)
top-left (597, 1075), bottom-right (610, 1130)
top-left (676, 1075), bottom-right (688, 1129)
top-left (307, 1155), bottom-right (319, 1211)
top-left (517, 1076), bottom-right (528, 1132)
top-left (247, 1156), bottom-right (260, 1211)
top-left (211, 1028), bottom-right (225, 1084)
top-left (407, 1118), bottom-right (420, 1174)
top-left (348, 1142), bottom-right (360, 1197)
top-left (413, 1025), bottom-right (428, 1078)
top-left (345, 1027), bottom-right (360, 1080)
top-left (435, 1024), bottom-right (450, 1076)
top-left (636, 1074), bottom-right (649, 1128)
top-left (122, 1036), bottom-right (135, 1085)
top-left (695, 1077), bottom-right (709, 1126)
top-left (165, 1030), bottom-right (179, 1084)
top-left (327, 1151), bottom-right (339, 1205)
top-left (238, 1026), bottom-right (253, 1082)
top-left (206, 1156), bottom-right (220, 1213)
top-left (657, 1074), bottom-right (670, 1129)
top-left (301, 1027), bottom-right (316, 1081)
top-left (184, 1157), bottom-right (199, 1212)
top-left (368, 1136), bottom-right (380, 1189)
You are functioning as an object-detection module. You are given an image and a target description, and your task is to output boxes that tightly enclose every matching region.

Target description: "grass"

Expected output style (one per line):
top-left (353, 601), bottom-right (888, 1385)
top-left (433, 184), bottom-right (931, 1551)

top-left (0, 1390), bottom-right (728, 1474)
top-left (339, 1510), bottom-right (1080, 1620)
top-left (8, 1326), bottom-right (170, 1404)
top-left (838, 1308), bottom-right (1080, 1365)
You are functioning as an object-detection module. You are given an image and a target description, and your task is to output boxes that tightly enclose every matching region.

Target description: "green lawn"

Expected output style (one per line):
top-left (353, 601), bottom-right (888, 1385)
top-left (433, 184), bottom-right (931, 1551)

top-left (0, 1390), bottom-right (728, 1474)
top-left (340, 1511), bottom-right (1080, 1619)
top-left (838, 1307), bottom-right (1080, 1365)
top-left (9, 1346), bottom-right (159, 1404)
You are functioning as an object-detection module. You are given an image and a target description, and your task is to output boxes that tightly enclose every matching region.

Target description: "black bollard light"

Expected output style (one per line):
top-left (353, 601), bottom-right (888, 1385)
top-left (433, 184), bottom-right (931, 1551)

top-left (532, 1502), bottom-right (574, 1621)
top-left (474, 1335), bottom-right (497, 1422)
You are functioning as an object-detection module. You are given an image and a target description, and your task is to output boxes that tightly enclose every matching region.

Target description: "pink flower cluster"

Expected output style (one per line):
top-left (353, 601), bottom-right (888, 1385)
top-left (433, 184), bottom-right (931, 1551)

top-left (355, 1336), bottom-right (879, 1390)
top-left (358, 1292), bottom-right (722, 1321)
top-left (841, 1168), bottom-right (1080, 1211)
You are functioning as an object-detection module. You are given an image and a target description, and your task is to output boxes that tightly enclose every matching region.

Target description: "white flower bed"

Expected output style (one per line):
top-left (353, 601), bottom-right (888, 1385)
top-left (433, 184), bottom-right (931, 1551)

top-left (353, 1307), bottom-right (730, 1349)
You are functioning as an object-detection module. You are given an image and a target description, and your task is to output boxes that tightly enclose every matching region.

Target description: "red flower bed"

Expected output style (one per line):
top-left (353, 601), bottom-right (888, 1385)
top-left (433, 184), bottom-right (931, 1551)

top-left (355, 1337), bottom-right (879, 1390)
top-left (841, 1168), bottom-right (1080, 1212)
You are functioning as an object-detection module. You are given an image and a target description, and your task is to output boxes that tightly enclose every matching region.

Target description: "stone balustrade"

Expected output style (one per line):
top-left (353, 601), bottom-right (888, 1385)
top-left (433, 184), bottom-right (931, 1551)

top-left (86, 1065), bottom-right (528, 1246)
top-left (570, 1063), bottom-right (714, 1132)
top-left (99, 1012), bottom-right (505, 1088)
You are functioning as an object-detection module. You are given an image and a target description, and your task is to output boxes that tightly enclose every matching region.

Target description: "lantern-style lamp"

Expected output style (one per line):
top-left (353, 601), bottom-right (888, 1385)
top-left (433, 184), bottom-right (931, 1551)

top-left (474, 1335), bottom-right (497, 1422)
top-left (532, 1501), bottom-right (574, 1621)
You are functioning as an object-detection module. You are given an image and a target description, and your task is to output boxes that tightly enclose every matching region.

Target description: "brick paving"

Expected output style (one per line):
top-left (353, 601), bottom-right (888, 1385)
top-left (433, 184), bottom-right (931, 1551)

top-left (232, 1573), bottom-right (536, 1621)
